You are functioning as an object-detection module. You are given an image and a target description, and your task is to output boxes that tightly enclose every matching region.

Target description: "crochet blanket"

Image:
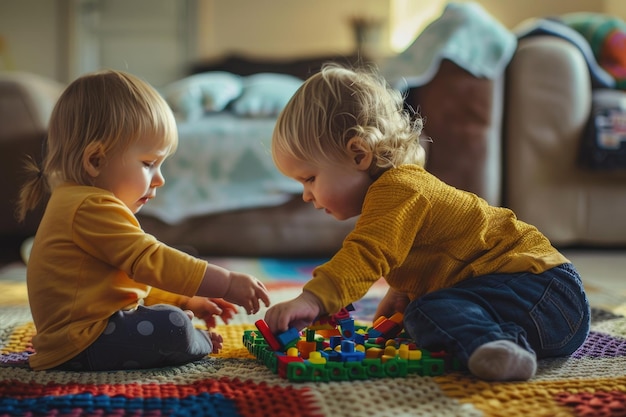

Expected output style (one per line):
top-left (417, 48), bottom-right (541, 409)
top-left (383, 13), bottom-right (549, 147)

top-left (2, 259), bottom-right (626, 417)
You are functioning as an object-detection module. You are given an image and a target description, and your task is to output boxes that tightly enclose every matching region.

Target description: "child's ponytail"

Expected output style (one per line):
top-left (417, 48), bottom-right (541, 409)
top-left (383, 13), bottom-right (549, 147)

top-left (16, 155), bottom-right (48, 223)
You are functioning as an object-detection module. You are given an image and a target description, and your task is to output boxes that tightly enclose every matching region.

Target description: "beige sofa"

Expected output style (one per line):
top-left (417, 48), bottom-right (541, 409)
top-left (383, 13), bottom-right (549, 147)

top-left (1, 37), bottom-right (625, 263)
top-left (407, 34), bottom-right (626, 248)
top-left (505, 36), bottom-right (626, 246)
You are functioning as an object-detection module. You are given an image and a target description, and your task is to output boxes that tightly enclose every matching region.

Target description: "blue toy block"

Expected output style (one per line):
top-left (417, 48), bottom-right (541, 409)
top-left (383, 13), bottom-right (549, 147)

top-left (276, 327), bottom-right (301, 350)
top-left (329, 335), bottom-right (342, 349)
top-left (338, 317), bottom-right (356, 340)
top-left (320, 348), bottom-right (342, 362)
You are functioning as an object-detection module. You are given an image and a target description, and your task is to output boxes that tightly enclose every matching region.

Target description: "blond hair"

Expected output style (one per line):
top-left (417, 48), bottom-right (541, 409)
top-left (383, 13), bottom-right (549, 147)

top-left (16, 69), bottom-right (178, 222)
top-left (272, 63), bottom-right (424, 178)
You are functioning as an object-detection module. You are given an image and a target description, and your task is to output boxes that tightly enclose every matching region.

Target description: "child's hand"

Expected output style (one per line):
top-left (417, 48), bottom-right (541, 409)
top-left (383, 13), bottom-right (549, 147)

top-left (183, 296), bottom-right (238, 328)
top-left (223, 272), bottom-right (271, 314)
top-left (264, 291), bottom-right (324, 333)
top-left (373, 287), bottom-right (410, 322)
top-left (209, 298), bottom-right (238, 324)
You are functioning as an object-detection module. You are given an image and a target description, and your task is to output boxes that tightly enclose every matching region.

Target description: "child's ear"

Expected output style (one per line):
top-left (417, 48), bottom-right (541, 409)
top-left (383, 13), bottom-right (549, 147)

top-left (82, 142), bottom-right (105, 178)
top-left (347, 136), bottom-right (373, 171)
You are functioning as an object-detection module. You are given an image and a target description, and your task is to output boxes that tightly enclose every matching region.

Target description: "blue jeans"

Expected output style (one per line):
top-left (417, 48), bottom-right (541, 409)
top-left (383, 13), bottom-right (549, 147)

top-left (55, 304), bottom-right (212, 371)
top-left (403, 263), bottom-right (590, 366)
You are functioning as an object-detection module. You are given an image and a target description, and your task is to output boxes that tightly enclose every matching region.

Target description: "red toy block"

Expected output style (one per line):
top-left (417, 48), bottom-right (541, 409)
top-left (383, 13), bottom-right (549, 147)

top-left (370, 315), bottom-right (403, 339)
top-left (277, 354), bottom-right (304, 379)
top-left (254, 319), bottom-right (281, 351)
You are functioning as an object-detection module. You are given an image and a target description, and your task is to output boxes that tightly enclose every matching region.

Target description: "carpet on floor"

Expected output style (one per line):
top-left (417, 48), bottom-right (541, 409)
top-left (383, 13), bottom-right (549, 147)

top-left (1, 257), bottom-right (626, 417)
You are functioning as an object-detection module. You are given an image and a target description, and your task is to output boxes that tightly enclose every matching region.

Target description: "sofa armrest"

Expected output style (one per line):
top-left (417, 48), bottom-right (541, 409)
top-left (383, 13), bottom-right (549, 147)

top-left (406, 59), bottom-right (503, 206)
top-left (504, 36), bottom-right (626, 246)
top-left (0, 72), bottom-right (64, 142)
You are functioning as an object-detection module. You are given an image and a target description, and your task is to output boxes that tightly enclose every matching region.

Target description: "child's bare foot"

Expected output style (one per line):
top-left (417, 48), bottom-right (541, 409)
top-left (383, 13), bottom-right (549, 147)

top-left (209, 331), bottom-right (224, 354)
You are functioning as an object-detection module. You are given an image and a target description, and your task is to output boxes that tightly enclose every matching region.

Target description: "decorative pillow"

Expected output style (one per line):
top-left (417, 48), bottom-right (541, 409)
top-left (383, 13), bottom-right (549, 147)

top-left (232, 73), bottom-right (303, 117)
top-left (161, 71), bottom-right (243, 121)
top-left (580, 89), bottom-right (626, 170)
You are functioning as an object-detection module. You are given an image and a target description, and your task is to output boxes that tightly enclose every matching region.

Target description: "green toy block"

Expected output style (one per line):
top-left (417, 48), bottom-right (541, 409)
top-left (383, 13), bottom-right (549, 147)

top-left (326, 361), bottom-right (350, 381)
top-left (362, 358), bottom-right (385, 378)
top-left (383, 357), bottom-right (408, 377)
top-left (421, 358), bottom-right (445, 376)
top-left (344, 361), bottom-right (368, 380)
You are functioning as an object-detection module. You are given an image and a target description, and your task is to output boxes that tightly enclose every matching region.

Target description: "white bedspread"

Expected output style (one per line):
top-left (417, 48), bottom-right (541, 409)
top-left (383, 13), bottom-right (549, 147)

top-left (140, 113), bottom-right (301, 224)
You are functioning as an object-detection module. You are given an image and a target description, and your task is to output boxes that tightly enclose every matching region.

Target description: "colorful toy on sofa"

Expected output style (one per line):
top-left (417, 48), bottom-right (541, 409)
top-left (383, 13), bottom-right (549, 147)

top-left (243, 305), bottom-right (460, 382)
top-left (562, 12), bottom-right (626, 90)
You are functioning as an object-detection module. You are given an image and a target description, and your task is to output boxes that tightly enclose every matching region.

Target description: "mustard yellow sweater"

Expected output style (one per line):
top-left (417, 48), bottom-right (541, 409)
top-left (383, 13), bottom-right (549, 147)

top-left (27, 184), bottom-right (207, 370)
top-left (305, 165), bottom-right (569, 315)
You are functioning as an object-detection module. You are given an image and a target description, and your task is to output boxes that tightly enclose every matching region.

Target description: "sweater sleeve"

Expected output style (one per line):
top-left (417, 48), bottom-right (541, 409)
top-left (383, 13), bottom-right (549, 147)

top-left (72, 194), bottom-right (207, 298)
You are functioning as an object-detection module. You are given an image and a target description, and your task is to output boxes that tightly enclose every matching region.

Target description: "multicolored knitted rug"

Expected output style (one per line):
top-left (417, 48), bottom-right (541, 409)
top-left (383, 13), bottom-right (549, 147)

top-left (2, 258), bottom-right (626, 417)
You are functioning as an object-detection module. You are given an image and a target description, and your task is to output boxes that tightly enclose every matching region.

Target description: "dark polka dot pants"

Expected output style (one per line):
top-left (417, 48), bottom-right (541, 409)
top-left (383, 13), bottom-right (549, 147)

top-left (55, 304), bottom-right (212, 371)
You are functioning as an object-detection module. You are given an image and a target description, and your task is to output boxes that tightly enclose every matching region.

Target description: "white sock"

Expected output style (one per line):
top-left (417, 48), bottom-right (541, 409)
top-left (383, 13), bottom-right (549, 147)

top-left (468, 340), bottom-right (537, 381)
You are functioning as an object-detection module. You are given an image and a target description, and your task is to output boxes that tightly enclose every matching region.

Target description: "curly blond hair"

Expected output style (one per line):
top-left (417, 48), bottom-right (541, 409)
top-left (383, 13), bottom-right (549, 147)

top-left (272, 63), bottom-right (425, 178)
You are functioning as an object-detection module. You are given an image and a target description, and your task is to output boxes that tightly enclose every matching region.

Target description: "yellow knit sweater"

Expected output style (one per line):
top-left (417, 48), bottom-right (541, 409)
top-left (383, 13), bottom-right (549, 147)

top-left (27, 184), bottom-right (207, 370)
top-left (305, 165), bottom-right (569, 315)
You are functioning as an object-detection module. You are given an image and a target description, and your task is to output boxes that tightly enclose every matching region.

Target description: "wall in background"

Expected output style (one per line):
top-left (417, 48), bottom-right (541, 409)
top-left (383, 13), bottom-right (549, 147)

top-left (0, 0), bottom-right (624, 84)
top-left (193, 0), bottom-right (625, 60)
top-left (0, 0), bottom-right (60, 80)
top-left (195, 0), bottom-right (390, 60)
top-left (478, 0), bottom-right (607, 28)
top-left (67, 0), bottom-right (193, 88)
top-left (605, 0), bottom-right (626, 17)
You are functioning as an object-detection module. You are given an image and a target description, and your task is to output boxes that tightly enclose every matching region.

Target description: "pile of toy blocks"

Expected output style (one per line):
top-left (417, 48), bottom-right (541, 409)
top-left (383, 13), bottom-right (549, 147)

top-left (242, 305), bottom-right (460, 382)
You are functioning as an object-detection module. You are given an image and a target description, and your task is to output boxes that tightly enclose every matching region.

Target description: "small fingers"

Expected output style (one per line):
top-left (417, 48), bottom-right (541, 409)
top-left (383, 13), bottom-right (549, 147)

top-left (245, 281), bottom-right (270, 315)
top-left (264, 307), bottom-right (288, 333)
top-left (256, 281), bottom-right (271, 307)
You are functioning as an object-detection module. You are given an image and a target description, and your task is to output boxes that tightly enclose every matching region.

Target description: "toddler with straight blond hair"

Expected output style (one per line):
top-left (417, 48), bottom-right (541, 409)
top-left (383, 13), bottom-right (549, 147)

top-left (264, 64), bottom-right (590, 381)
top-left (17, 69), bottom-right (270, 371)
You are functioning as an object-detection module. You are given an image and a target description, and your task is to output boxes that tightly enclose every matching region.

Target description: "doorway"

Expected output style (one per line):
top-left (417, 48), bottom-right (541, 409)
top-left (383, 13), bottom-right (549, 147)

top-left (68, 0), bottom-right (196, 87)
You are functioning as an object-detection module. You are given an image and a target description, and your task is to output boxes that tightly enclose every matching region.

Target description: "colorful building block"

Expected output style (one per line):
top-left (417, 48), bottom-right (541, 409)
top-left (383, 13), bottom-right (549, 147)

top-left (243, 307), bottom-right (457, 382)
top-left (254, 319), bottom-right (281, 351)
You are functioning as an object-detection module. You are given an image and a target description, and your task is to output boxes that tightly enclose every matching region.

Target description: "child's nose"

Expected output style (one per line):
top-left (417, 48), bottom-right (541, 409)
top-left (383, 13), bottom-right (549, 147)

top-left (152, 170), bottom-right (165, 187)
top-left (302, 188), bottom-right (313, 203)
